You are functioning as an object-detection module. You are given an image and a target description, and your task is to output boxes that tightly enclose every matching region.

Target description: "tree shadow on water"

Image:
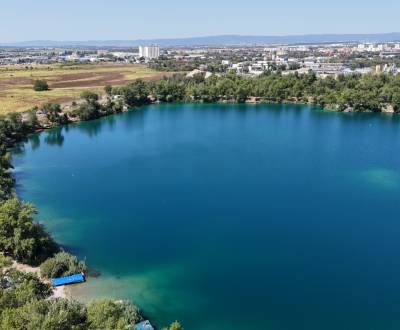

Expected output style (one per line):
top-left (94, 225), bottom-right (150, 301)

top-left (28, 134), bottom-right (41, 150)
top-left (44, 128), bottom-right (64, 147)
top-left (75, 120), bottom-right (105, 138)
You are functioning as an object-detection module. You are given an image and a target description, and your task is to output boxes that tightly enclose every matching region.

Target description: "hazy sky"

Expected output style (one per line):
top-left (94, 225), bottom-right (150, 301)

top-left (1, 0), bottom-right (399, 42)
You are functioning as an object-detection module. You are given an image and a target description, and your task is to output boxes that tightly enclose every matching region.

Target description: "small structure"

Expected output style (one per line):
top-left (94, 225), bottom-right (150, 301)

top-left (135, 320), bottom-right (154, 330)
top-left (51, 273), bottom-right (85, 287)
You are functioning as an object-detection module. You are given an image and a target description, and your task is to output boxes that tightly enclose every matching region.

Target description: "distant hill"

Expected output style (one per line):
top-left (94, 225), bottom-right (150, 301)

top-left (2, 33), bottom-right (400, 48)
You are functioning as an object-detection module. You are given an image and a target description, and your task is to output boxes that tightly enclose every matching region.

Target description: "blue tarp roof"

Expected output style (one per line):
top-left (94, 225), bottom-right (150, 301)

top-left (135, 320), bottom-right (154, 330)
top-left (51, 274), bottom-right (85, 286)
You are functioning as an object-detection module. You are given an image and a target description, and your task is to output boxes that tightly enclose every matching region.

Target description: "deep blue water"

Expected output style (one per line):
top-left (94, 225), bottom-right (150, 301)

top-left (12, 103), bottom-right (400, 330)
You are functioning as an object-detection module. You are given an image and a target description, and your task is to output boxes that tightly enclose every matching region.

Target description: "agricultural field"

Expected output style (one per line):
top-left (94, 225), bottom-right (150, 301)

top-left (0, 63), bottom-right (171, 114)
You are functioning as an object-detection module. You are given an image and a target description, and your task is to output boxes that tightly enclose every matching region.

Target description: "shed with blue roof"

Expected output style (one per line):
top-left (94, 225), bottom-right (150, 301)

top-left (135, 320), bottom-right (154, 330)
top-left (51, 273), bottom-right (85, 286)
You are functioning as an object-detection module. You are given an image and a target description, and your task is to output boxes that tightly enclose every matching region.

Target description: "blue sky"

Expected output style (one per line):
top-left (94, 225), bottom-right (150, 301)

top-left (1, 0), bottom-right (399, 42)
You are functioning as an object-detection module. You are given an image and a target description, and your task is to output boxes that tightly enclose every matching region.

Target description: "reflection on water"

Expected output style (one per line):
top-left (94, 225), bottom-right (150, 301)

top-left (29, 134), bottom-right (41, 150)
top-left (70, 115), bottom-right (118, 138)
top-left (44, 128), bottom-right (64, 147)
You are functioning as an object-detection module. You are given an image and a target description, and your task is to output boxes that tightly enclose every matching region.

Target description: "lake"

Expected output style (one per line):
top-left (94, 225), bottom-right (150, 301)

top-left (12, 103), bottom-right (400, 330)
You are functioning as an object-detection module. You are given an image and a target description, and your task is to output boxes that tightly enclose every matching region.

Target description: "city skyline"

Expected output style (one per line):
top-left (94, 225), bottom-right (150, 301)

top-left (0, 0), bottom-right (399, 43)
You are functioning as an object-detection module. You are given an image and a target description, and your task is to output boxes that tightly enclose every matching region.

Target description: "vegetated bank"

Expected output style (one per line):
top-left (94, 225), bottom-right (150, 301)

top-left (120, 70), bottom-right (400, 113)
top-left (1, 70), bottom-right (399, 329)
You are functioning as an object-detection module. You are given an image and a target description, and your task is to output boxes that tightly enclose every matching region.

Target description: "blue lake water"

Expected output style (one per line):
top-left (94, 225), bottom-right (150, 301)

top-left (12, 103), bottom-right (400, 330)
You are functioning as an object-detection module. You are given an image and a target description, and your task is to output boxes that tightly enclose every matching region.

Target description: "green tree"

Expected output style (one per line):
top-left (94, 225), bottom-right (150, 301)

top-left (104, 85), bottom-right (113, 97)
top-left (41, 103), bottom-right (68, 126)
top-left (0, 269), bottom-right (52, 310)
top-left (0, 142), bottom-right (14, 201)
top-left (25, 108), bottom-right (39, 130)
top-left (40, 252), bottom-right (86, 279)
top-left (87, 299), bottom-right (141, 330)
top-left (0, 299), bottom-right (87, 330)
top-left (33, 80), bottom-right (49, 92)
top-left (81, 91), bottom-right (99, 103)
top-left (73, 92), bottom-right (101, 121)
top-left (0, 253), bottom-right (12, 269)
top-left (0, 199), bottom-right (58, 265)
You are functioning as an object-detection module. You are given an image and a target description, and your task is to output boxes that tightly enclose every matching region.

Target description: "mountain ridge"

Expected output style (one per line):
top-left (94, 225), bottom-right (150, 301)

top-left (2, 33), bottom-right (400, 47)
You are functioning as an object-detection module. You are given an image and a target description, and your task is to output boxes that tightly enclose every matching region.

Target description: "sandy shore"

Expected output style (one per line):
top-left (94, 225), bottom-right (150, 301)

top-left (7, 261), bottom-right (68, 299)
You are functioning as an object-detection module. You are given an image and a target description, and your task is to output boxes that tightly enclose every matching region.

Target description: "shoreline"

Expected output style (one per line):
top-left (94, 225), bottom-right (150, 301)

top-left (16, 99), bottom-right (398, 148)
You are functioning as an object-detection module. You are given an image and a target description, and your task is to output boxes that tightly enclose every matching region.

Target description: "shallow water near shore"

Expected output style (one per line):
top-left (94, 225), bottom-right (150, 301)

top-left (12, 103), bottom-right (400, 330)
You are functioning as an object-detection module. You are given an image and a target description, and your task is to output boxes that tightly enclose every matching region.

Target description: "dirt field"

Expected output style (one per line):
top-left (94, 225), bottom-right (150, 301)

top-left (0, 64), bottom-right (171, 114)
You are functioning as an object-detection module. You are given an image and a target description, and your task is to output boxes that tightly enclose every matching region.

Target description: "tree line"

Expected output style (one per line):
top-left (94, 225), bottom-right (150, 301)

top-left (110, 71), bottom-right (400, 113)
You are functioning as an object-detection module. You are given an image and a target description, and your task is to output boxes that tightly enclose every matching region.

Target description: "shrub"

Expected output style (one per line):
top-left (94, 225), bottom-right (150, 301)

top-left (40, 252), bottom-right (87, 279)
top-left (81, 91), bottom-right (99, 103)
top-left (41, 103), bottom-right (68, 126)
top-left (33, 79), bottom-right (49, 91)
top-left (0, 298), bottom-right (87, 330)
top-left (74, 102), bottom-right (100, 121)
top-left (0, 269), bottom-right (52, 309)
top-left (0, 143), bottom-right (14, 201)
top-left (104, 85), bottom-right (113, 96)
top-left (72, 92), bottom-right (101, 121)
top-left (87, 299), bottom-right (142, 330)
top-left (0, 253), bottom-right (12, 269)
top-left (25, 107), bottom-right (39, 130)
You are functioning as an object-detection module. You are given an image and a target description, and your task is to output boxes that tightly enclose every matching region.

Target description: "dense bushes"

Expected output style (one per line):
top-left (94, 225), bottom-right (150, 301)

top-left (0, 198), bottom-right (58, 266)
top-left (0, 264), bottom-right (144, 330)
top-left (0, 254), bottom-right (11, 268)
top-left (111, 72), bottom-right (400, 113)
top-left (0, 269), bottom-right (52, 310)
top-left (0, 299), bottom-right (88, 330)
top-left (86, 299), bottom-right (142, 330)
top-left (41, 103), bottom-right (69, 126)
top-left (72, 91), bottom-right (102, 121)
top-left (0, 267), bottom-right (87, 330)
top-left (0, 112), bottom-right (36, 146)
top-left (0, 143), bottom-right (13, 202)
top-left (113, 79), bottom-right (151, 107)
top-left (0, 297), bottom-right (143, 330)
top-left (33, 79), bottom-right (49, 92)
top-left (40, 252), bottom-right (87, 279)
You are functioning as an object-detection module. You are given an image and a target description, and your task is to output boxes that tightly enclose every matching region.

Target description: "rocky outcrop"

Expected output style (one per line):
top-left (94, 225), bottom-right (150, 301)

top-left (382, 104), bottom-right (395, 113)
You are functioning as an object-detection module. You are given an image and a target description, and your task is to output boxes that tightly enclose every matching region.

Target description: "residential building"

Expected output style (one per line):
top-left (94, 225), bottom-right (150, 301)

top-left (139, 45), bottom-right (160, 59)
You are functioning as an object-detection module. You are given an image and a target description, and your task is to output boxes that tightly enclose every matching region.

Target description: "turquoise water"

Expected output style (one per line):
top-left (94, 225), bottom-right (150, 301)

top-left (12, 103), bottom-right (400, 330)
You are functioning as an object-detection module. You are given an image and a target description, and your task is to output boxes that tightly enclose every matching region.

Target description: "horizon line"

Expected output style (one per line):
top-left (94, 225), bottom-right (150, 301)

top-left (2, 32), bottom-right (400, 44)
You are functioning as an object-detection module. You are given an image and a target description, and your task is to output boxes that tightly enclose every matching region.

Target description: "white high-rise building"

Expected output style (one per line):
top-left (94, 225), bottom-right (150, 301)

top-left (139, 45), bottom-right (160, 59)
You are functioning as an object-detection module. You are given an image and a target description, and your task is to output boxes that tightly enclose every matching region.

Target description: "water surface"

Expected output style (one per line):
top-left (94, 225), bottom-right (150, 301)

top-left (13, 104), bottom-right (400, 330)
